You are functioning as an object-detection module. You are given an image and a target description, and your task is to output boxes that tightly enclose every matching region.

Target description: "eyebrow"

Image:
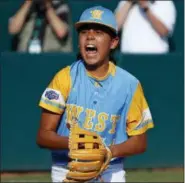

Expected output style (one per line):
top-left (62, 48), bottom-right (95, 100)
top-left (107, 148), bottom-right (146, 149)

top-left (77, 25), bottom-right (116, 37)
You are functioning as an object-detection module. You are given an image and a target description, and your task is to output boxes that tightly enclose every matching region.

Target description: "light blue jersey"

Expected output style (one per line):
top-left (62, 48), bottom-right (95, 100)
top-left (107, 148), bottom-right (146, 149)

top-left (39, 60), bottom-right (154, 166)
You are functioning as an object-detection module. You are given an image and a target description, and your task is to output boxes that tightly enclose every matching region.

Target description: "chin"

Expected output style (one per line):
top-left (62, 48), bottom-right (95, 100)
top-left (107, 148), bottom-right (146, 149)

top-left (83, 58), bottom-right (99, 67)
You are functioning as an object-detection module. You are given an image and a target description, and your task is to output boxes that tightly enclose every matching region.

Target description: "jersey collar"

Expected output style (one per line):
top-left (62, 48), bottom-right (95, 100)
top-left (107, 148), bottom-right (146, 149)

top-left (86, 62), bottom-right (116, 81)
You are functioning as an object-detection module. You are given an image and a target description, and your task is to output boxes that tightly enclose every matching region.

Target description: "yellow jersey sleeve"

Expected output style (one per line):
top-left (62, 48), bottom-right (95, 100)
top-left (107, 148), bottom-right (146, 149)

top-left (127, 82), bottom-right (154, 136)
top-left (39, 66), bottom-right (71, 114)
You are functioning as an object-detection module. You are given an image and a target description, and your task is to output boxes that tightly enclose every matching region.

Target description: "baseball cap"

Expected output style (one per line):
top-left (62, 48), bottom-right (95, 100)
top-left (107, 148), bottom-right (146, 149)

top-left (75, 6), bottom-right (118, 34)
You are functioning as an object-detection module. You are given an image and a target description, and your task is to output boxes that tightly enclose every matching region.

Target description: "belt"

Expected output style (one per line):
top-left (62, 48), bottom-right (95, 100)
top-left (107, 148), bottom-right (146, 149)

top-left (109, 158), bottom-right (123, 165)
top-left (53, 158), bottom-right (123, 167)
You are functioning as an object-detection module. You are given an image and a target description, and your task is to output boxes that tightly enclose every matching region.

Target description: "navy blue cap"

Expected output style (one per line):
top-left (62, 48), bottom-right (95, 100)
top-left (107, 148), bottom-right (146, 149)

top-left (75, 6), bottom-right (118, 34)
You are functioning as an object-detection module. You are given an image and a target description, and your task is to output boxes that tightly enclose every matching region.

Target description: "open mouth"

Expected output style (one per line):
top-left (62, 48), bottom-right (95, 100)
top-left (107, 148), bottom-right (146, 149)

top-left (85, 44), bottom-right (97, 55)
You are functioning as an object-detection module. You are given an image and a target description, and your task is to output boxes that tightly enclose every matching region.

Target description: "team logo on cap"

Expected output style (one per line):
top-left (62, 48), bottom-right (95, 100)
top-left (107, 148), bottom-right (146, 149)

top-left (90, 9), bottom-right (104, 20)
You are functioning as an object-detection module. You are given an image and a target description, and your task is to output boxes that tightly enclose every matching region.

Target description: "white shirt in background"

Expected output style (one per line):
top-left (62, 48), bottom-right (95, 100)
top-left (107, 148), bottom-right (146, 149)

top-left (115, 1), bottom-right (176, 54)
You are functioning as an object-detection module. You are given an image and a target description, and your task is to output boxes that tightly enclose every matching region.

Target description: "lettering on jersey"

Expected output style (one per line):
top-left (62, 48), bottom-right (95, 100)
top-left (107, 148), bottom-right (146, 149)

top-left (95, 112), bottom-right (109, 132)
top-left (66, 104), bottom-right (84, 124)
top-left (65, 104), bottom-right (121, 134)
top-left (109, 115), bottom-right (120, 134)
top-left (84, 109), bottom-right (96, 130)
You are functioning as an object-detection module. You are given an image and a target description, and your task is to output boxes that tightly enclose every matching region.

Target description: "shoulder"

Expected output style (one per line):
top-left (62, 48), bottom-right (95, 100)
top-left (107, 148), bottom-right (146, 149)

top-left (152, 0), bottom-right (175, 9)
top-left (112, 66), bottom-right (140, 102)
top-left (115, 1), bottom-right (127, 11)
top-left (56, 60), bottom-right (81, 74)
top-left (150, 1), bottom-right (176, 25)
top-left (113, 66), bottom-right (140, 95)
top-left (55, 60), bottom-right (84, 80)
top-left (115, 65), bottom-right (139, 85)
top-left (55, 65), bottom-right (71, 78)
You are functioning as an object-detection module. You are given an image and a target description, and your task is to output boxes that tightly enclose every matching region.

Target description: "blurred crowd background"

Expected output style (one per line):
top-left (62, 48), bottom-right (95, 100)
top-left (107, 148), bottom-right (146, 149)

top-left (0, 0), bottom-right (184, 174)
top-left (0, 0), bottom-right (184, 54)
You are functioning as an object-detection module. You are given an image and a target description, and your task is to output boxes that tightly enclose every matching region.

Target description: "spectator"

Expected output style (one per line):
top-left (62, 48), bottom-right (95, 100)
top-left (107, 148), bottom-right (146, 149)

top-left (9, 0), bottom-right (72, 53)
top-left (115, 0), bottom-right (176, 54)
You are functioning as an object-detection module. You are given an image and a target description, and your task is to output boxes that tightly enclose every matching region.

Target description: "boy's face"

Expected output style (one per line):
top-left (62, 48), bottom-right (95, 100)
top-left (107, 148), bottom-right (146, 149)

top-left (78, 24), bottom-right (119, 67)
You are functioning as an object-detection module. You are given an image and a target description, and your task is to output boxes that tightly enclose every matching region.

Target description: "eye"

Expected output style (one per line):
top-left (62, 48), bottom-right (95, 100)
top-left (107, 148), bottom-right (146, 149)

top-left (96, 30), bottom-right (103, 34)
top-left (80, 30), bottom-right (88, 34)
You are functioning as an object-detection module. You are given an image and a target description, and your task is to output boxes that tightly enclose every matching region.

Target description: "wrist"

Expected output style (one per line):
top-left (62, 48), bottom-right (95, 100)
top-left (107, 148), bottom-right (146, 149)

top-left (109, 145), bottom-right (116, 158)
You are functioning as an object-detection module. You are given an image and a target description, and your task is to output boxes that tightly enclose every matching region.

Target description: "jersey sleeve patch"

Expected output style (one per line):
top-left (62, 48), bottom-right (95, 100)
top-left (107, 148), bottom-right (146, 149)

top-left (39, 88), bottom-right (65, 114)
top-left (127, 108), bottom-right (154, 136)
top-left (127, 82), bottom-right (154, 136)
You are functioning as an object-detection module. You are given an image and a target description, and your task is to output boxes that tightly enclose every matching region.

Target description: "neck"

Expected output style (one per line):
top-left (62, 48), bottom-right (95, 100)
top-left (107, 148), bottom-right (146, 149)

top-left (85, 60), bottom-right (110, 78)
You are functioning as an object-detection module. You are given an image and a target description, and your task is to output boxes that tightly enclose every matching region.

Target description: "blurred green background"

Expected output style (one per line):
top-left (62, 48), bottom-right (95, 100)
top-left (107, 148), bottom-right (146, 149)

top-left (0, 0), bottom-right (184, 182)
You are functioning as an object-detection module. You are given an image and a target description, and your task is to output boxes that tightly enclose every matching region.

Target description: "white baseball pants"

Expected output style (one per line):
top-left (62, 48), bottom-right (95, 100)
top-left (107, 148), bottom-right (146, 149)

top-left (51, 163), bottom-right (126, 182)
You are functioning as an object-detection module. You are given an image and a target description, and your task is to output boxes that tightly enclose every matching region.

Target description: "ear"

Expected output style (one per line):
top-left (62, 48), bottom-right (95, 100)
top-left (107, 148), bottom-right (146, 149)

top-left (110, 37), bottom-right (119, 50)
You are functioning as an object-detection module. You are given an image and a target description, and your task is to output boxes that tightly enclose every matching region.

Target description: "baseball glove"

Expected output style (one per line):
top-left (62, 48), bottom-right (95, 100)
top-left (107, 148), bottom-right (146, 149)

top-left (63, 122), bottom-right (112, 182)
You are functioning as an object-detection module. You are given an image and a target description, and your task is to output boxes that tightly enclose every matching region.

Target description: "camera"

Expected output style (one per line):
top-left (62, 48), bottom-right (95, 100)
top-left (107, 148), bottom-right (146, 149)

top-left (33, 0), bottom-right (44, 5)
top-left (33, 0), bottom-right (46, 13)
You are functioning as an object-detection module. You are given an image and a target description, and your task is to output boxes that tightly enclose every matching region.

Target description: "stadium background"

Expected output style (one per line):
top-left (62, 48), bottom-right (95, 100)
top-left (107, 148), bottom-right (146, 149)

top-left (0, 0), bottom-right (184, 182)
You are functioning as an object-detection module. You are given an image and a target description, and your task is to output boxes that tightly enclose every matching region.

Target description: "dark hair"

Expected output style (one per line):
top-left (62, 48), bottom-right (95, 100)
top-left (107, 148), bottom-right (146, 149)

top-left (76, 52), bottom-right (83, 60)
top-left (110, 50), bottom-right (117, 65)
top-left (77, 23), bottom-right (117, 39)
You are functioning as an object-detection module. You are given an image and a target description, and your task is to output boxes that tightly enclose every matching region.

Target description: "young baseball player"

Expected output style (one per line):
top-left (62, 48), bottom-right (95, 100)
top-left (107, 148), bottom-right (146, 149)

top-left (37, 5), bottom-right (154, 182)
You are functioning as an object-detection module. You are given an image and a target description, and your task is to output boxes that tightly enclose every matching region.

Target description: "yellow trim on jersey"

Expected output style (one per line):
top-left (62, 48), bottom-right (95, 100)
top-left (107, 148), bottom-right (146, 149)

top-left (39, 101), bottom-right (64, 114)
top-left (127, 82), bottom-right (154, 136)
top-left (128, 122), bottom-right (154, 136)
top-left (48, 66), bottom-right (71, 101)
top-left (109, 62), bottom-right (116, 76)
top-left (39, 66), bottom-right (71, 113)
top-left (86, 61), bottom-right (116, 80)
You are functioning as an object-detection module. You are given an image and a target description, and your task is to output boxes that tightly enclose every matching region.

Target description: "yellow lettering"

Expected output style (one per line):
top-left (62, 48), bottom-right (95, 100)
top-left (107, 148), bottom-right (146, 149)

top-left (66, 104), bottom-right (72, 123)
top-left (83, 109), bottom-right (96, 130)
top-left (109, 115), bottom-right (120, 134)
top-left (66, 104), bottom-right (83, 124)
top-left (76, 106), bottom-right (84, 118)
top-left (95, 112), bottom-right (108, 132)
